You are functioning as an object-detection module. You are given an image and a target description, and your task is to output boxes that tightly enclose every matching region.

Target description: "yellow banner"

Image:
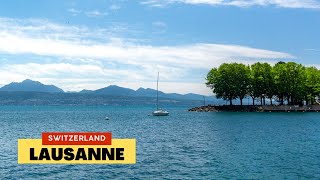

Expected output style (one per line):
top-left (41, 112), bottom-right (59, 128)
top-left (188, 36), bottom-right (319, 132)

top-left (18, 139), bottom-right (136, 164)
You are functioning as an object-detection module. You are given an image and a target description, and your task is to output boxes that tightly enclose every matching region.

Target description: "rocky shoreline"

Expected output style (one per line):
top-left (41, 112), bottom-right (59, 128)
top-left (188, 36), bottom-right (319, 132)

top-left (188, 105), bottom-right (320, 112)
top-left (188, 105), bottom-right (260, 112)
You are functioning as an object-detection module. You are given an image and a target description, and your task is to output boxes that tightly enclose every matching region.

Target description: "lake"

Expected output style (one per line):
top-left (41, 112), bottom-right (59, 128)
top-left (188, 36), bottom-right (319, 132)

top-left (1, 105), bottom-right (320, 179)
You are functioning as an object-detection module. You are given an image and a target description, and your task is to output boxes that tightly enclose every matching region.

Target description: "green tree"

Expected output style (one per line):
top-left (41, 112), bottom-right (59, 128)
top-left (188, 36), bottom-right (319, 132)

top-left (305, 67), bottom-right (320, 105)
top-left (261, 63), bottom-right (275, 105)
top-left (273, 62), bottom-right (287, 105)
top-left (250, 62), bottom-right (274, 105)
top-left (206, 63), bottom-right (234, 105)
top-left (284, 62), bottom-right (306, 105)
top-left (206, 63), bottom-right (250, 105)
top-left (248, 67), bottom-right (259, 105)
top-left (207, 61), bottom-right (319, 106)
top-left (233, 63), bottom-right (250, 105)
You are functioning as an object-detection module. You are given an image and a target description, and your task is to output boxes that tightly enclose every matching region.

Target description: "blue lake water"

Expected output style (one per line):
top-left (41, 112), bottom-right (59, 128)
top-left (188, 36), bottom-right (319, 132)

top-left (1, 105), bottom-right (320, 179)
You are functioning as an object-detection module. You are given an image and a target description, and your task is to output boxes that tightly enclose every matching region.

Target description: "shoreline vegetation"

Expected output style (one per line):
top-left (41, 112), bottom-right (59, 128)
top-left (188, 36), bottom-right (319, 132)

top-left (188, 105), bottom-right (320, 112)
top-left (190, 61), bottom-right (320, 112)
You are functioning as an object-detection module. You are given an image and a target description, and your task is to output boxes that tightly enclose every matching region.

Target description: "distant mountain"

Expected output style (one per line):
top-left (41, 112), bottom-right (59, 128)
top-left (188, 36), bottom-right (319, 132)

top-left (79, 89), bottom-right (93, 93)
top-left (82, 85), bottom-right (216, 101)
top-left (0, 80), bottom-right (217, 102)
top-left (135, 88), bottom-right (166, 97)
top-left (0, 79), bottom-right (64, 93)
top-left (93, 85), bottom-right (136, 96)
top-left (134, 88), bottom-right (214, 101)
top-left (179, 93), bottom-right (209, 101)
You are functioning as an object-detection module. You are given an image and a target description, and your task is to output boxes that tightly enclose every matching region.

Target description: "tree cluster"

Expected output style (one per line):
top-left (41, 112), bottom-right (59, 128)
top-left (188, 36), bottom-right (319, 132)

top-left (206, 62), bottom-right (320, 106)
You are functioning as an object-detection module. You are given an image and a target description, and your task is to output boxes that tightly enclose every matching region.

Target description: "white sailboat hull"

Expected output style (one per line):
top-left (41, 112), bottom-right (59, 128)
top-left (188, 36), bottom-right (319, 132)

top-left (152, 110), bottom-right (169, 116)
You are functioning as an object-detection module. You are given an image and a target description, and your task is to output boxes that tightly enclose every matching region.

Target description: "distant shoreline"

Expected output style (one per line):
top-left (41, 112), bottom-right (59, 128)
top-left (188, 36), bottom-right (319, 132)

top-left (188, 105), bottom-right (320, 112)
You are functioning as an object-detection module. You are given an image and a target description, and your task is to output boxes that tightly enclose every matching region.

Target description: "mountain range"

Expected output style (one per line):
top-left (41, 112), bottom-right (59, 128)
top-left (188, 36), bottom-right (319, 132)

top-left (0, 79), bottom-right (215, 101)
top-left (0, 79), bottom-right (64, 93)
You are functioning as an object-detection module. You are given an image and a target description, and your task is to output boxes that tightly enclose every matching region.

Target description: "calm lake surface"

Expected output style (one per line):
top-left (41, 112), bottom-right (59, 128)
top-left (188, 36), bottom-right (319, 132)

top-left (1, 105), bottom-right (320, 179)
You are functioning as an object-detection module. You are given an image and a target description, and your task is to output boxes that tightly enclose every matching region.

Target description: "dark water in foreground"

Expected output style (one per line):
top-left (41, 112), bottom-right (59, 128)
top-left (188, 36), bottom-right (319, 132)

top-left (1, 105), bottom-right (320, 179)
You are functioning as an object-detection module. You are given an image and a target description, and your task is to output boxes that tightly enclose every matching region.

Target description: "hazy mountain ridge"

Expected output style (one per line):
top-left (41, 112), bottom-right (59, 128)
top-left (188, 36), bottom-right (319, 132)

top-left (0, 79), bottom-right (64, 93)
top-left (0, 91), bottom-right (223, 106)
top-left (0, 79), bottom-right (216, 101)
top-left (87, 85), bottom-right (215, 101)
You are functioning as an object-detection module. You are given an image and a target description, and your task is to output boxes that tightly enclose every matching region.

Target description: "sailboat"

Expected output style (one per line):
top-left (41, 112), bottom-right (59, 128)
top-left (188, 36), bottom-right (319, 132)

top-left (152, 72), bottom-right (169, 116)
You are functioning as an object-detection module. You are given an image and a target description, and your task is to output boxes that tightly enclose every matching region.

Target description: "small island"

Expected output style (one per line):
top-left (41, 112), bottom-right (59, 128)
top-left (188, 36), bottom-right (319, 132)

top-left (190, 61), bottom-right (320, 112)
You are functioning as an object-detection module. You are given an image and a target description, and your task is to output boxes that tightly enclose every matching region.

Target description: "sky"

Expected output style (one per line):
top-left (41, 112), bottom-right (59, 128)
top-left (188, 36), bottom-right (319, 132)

top-left (0, 0), bottom-right (319, 95)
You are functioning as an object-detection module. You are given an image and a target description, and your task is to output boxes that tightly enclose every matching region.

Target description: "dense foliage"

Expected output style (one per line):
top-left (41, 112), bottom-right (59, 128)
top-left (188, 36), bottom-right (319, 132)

top-left (206, 62), bottom-right (320, 106)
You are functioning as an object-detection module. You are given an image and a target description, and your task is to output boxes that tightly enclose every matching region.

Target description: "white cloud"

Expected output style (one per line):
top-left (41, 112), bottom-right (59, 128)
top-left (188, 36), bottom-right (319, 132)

top-left (0, 32), bottom-right (293, 69)
top-left (152, 21), bottom-right (167, 28)
top-left (85, 10), bottom-right (108, 17)
top-left (67, 8), bottom-right (108, 18)
top-left (110, 4), bottom-right (121, 10)
top-left (142, 0), bottom-right (320, 9)
top-left (0, 17), bottom-right (295, 95)
top-left (67, 8), bottom-right (82, 16)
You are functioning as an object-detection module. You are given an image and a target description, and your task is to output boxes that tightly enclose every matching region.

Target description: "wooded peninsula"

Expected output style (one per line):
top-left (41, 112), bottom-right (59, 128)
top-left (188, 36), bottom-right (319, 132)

top-left (206, 61), bottom-right (320, 106)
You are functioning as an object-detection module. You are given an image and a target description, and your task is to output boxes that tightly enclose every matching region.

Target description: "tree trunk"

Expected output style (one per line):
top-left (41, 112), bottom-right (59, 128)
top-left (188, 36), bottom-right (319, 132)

top-left (305, 97), bottom-right (308, 105)
top-left (263, 97), bottom-right (266, 105)
top-left (240, 98), bottom-right (243, 106)
top-left (270, 98), bottom-right (273, 105)
top-left (229, 99), bottom-right (233, 106)
top-left (280, 96), bottom-right (284, 105)
top-left (261, 97), bottom-right (263, 105)
top-left (252, 97), bottom-right (255, 105)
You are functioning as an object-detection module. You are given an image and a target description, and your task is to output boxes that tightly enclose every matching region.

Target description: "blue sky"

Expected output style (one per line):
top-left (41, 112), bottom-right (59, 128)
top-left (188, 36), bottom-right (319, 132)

top-left (0, 0), bottom-right (319, 95)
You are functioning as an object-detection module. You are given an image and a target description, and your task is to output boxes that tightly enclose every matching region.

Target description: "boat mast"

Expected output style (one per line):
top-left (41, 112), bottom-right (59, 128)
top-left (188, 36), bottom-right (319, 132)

top-left (157, 72), bottom-right (159, 110)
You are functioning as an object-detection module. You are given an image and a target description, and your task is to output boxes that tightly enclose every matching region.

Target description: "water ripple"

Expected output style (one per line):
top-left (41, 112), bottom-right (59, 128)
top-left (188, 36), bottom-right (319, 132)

top-left (1, 106), bottom-right (320, 179)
